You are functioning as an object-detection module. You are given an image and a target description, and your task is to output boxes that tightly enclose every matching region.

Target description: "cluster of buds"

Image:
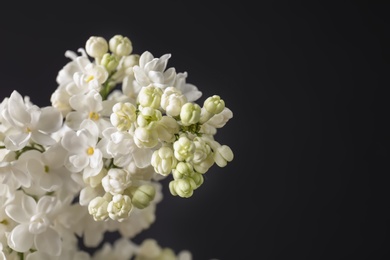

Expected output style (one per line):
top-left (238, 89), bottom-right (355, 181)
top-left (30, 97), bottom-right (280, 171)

top-left (0, 34), bottom-right (233, 258)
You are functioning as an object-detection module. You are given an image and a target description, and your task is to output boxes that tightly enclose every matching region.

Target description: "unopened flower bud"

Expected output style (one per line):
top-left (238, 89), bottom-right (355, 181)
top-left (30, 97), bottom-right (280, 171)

top-left (214, 145), bottom-right (234, 167)
top-left (151, 146), bottom-right (177, 176)
top-left (137, 107), bottom-right (162, 128)
top-left (169, 178), bottom-right (195, 198)
top-left (200, 95), bottom-right (225, 124)
top-left (109, 35), bottom-right (133, 57)
top-left (133, 127), bottom-right (159, 148)
top-left (107, 194), bottom-right (133, 221)
top-left (101, 53), bottom-right (119, 72)
top-left (88, 196), bottom-right (109, 221)
top-left (161, 86), bottom-right (187, 117)
top-left (204, 95), bottom-right (225, 114)
top-left (172, 161), bottom-right (193, 180)
top-left (137, 85), bottom-right (163, 109)
top-left (128, 184), bottom-right (156, 209)
top-left (173, 136), bottom-right (195, 162)
top-left (110, 102), bottom-right (137, 131)
top-left (180, 102), bottom-right (201, 126)
top-left (102, 168), bottom-right (132, 195)
top-left (86, 36), bottom-right (108, 58)
top-left (155, 116), bottom-right (180, 143)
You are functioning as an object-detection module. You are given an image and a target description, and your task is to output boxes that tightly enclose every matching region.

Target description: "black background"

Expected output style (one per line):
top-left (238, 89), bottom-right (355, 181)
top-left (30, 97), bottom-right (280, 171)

top-left (1, 2), bottom-right (389, 260)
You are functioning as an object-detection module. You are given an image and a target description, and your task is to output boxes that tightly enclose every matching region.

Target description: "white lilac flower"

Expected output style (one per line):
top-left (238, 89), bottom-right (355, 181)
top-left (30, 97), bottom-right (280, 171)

top-left (133, 51), bottom-right (176, 89)
top-left (24, 143), bottom-right (68, 192)
top-left (98, 127), bottom-right (153, 168)
top-left (61, 120), bottom-right (103, 178)
top-left (1, 90), bottom-right (63, 151)
top-left (66, 90), bottom-right (112, 133)
top-left (72, 61), bottom-right (108, 94)
top-left (5, 191), bottom-right (62, 256)
top-left (0, 157), bottom-right (31, 190)
top-left (55, 49), bottom-right (100, 96)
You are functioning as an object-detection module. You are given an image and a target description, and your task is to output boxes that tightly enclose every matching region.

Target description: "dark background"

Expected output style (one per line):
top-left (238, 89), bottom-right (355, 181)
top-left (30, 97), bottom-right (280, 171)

top-left (1, 2), bottom-right (389, 259)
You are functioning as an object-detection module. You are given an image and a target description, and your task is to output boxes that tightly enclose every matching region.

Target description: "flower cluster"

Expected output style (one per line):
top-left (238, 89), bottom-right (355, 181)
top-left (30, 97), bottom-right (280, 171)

top-left (0, 35), bottom-right (233, 259)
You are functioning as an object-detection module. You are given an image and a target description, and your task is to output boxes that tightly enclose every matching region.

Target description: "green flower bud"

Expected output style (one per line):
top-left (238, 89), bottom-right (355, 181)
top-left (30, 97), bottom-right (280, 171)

top-left (109, 34), bottom-right (133, 57)
top-left (128, 184), bottom-right (156, 209)
top-left (101, 53), bottom-right (119, 72)
top-left (180, 102), bottom-right (201, 126)
top-left (204, 95), bottom-right (225, 114)
top-left (169, 178), bottom-right (195, 198)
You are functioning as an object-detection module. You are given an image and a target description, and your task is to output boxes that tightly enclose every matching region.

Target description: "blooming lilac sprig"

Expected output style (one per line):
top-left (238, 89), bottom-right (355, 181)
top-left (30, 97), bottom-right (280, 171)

top-left (0, 34), bottom-right (233, 259)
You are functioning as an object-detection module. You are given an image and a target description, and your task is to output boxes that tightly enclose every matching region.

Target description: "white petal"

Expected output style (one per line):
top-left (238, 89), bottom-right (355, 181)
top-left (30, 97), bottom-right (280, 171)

top-left (42, 144), bottom-right (67, 168)
top-left (40, 174), bottom-right (62, 192)
top-left (36, 107), bottom-right (63, 133)
top-left (8, 90), bottom-right (31, 125)
top-left (148, 71), bottom-right (164, 84)
top-left (66, 111), bottom-right (86, 130)
top-left (139, 51), bottom-right (154, 68)
top-left (4, 132), bottom-right (31, 150)
top-left (133, 147), bottom-right (153, 168)
top-left (31, 131), bottom-right (56, 146)
top-left (133, 66), bottom-right (151, 87)
top-left (35, 227), bottom-right (62, 256)
top-left (69, 154), bottom-right (89, 170)
top-left (8, 224), bottom-right (34, 252)
top-left (61, 130), bottom-right (87, 153)
top-left (5, 205), bottom-right (31, 223)
top-left (163, 68), bottom-right (176, 86)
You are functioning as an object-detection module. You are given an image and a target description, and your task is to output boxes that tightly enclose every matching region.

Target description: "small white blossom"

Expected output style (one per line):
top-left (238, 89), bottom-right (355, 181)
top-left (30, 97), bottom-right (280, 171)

top-left (107, 194), bottom-right (133, 221)
top-left (5, 192), bottom-right (62, 256)
top-left (102, 168), bottom-right (132, 195)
